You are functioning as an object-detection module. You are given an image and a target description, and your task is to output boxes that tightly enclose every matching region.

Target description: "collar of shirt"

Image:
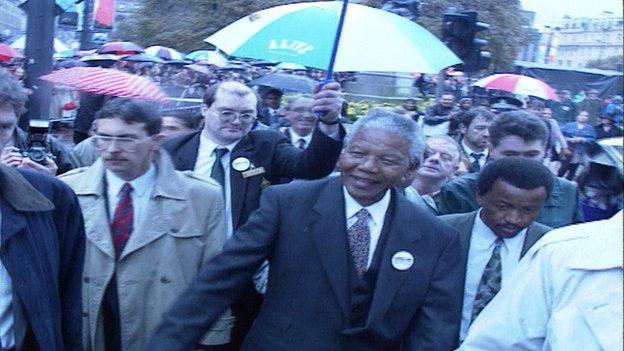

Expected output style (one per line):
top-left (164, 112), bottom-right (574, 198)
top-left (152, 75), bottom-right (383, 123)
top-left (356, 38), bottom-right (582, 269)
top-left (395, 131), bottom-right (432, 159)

top-left (106, 163), bottom-right (156, 199)
top-left (461, 139), bottom-right (489, 159)
top-left (473, 209), bottom-right (527, 254)
top-left (343, 187), bottom-right (391, 228)
top-left (288, 128), bottom-right (312, 146)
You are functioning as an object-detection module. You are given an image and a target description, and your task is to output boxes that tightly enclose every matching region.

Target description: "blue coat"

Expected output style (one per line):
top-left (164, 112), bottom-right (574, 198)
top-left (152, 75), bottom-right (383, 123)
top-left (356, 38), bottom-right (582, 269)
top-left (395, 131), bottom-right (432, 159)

top-left (146, 177), bottom-right (463, 351)
top-left (0, 166), bottom-right (85, 350)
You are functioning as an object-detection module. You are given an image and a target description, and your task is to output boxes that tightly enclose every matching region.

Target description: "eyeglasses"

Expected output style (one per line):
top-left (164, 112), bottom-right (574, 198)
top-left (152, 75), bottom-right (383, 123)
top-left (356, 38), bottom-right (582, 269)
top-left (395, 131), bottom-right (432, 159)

top-left (92, 134), bottom-right (152, 152)
top-left (210, 108), bottom-right (256, 123)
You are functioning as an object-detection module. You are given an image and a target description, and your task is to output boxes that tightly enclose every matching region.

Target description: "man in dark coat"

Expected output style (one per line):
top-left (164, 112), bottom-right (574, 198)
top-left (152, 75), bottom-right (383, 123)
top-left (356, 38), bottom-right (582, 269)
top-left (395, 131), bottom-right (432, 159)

top-left (161, 80), bottom-right (344, 350)
top-left (436, 111), bottom-right (583, 228)
top-left (0, 164), bottom-right (85, 350)
top-left (147, 109), bottom-right (463, 351)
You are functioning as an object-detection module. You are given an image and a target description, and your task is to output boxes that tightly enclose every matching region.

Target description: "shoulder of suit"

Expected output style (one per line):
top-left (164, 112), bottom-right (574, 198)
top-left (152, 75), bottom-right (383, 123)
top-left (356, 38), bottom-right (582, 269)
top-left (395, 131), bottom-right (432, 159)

top-left (178, 170), bottom-right (221, 190)
top-left (553, 176), bottom-right (578, 191)
top-left (57, 166), bottom-right (90, 181)
top-left (161, 131), bottom-right (201, 151)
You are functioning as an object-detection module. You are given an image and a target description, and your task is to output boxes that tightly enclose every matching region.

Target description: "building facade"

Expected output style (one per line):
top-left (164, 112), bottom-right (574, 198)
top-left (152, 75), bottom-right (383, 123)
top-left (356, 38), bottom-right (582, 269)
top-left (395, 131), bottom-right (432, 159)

top-left (557, 13), bottom-right (623, 68)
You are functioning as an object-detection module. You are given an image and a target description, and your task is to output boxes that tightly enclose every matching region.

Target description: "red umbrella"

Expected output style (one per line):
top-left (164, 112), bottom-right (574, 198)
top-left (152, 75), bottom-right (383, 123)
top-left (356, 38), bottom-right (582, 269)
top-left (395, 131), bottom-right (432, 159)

top-left (0, 43), bottom-right (23, 62)
top-left (97, 41), bottom-right (144, 55)
top-left (473, 74), bottom-right (559, 101)
top-left (39, 67), bottom-right (168, 103)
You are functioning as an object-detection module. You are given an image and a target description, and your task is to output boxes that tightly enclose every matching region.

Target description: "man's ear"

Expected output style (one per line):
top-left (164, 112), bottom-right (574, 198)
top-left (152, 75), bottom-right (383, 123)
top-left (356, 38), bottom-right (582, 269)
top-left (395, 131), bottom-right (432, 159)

top-left (200, 104), bottom-right (210, 117)
top-left (459, 123), bottom-right (467, 135)
top-left (151, 133), bottom-right (165, 150)
top-left (397, 160), bottom-right (419, 188)
top-left (475, 188), bottom-right (484, 206)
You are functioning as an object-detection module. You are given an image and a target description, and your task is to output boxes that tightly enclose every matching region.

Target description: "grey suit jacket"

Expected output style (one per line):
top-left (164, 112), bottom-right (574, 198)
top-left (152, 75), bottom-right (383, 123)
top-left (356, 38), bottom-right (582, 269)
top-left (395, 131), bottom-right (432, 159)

top-left (438, 210), bottom-right (551, 345)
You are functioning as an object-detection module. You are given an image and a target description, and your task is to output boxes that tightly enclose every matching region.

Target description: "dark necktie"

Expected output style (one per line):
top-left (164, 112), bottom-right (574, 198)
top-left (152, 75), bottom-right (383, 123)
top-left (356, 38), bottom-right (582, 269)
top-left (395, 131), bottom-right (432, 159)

top-left (210, 148), bottom-right (229, 188)
top-left (297, 138), bottom-right (306, 150)
top-left (470, 153), bottom-right (484, 172)
top-left (110, 183), bottom-right (133, 258)
top-left (471, 238), bottom-right (503, 323)
top-left (347, 209), bottom-right (370, 276)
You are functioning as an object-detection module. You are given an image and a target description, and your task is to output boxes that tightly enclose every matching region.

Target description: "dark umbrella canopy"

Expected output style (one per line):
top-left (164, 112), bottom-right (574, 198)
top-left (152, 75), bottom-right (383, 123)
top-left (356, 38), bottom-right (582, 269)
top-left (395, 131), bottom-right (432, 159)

top-left (249, 73), bottom-right (317, 93)
top-left (97, 41), bottom-right (144, 55)
top-left (121, 53), bottom-right (165, 63)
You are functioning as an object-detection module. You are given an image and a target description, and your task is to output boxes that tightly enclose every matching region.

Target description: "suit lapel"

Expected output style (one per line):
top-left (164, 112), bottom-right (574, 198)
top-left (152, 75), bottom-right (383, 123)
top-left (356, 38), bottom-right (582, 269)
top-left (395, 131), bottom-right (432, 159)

top-left (457, 211), bottom-right (478, 279)
top-left (311, 178), bottom-right (350, 318)
top-left (230, 135), bottom-right (254, 229)
top-left (171, 132), bottom-right (201, 171)
top-left (366, 191), bottom-right (422, 326)
top-left (521, 223), bottom-right (546, 257)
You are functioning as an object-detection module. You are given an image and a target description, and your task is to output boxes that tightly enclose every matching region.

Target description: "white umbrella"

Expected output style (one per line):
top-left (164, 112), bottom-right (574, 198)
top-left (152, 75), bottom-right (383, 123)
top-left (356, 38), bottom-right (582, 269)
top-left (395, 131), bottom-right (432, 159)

top-left (204, 2), bottom-right (460, 74)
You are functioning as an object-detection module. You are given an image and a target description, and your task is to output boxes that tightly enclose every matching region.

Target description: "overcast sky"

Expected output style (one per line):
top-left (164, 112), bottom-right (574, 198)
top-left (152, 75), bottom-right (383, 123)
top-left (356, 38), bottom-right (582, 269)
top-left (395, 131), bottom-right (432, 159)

top-left (520, 0), bottom-right (623, 27)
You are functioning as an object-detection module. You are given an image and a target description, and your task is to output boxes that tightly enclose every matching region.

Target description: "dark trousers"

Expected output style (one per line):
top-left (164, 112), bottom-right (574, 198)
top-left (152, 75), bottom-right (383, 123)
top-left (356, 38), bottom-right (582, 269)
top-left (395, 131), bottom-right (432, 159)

top-left (227, 285), bottom-right (264, 351)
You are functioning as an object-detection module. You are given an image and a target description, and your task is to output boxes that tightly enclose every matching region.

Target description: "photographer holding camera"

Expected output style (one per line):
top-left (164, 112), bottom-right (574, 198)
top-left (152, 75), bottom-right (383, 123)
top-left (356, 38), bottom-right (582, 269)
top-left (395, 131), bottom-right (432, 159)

top-left (0, 69), bottom-right (74, 176)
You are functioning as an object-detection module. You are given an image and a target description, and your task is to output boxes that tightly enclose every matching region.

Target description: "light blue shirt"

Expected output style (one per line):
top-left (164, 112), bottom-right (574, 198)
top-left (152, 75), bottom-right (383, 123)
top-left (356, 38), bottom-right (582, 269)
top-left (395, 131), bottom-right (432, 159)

top-left (106, 164), bottom-right (156, 235)
top-left (459, 210), bottom-right (526, 341)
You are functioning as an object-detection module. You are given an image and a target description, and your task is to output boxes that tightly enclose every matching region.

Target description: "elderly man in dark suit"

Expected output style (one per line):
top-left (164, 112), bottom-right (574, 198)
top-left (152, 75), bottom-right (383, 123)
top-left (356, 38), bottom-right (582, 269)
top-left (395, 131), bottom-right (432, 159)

top-left (439, 157), bottom-right (553, 345)
top-left (146, 109), bottom-right (463, 351)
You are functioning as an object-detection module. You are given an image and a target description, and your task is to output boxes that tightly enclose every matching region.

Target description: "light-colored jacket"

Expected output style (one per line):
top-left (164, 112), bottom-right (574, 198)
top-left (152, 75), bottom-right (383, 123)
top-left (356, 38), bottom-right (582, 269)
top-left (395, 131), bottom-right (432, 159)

top-left (58, 150), bottom-right (234, 351)
top-left (459, 211), bottom-right (623, 351)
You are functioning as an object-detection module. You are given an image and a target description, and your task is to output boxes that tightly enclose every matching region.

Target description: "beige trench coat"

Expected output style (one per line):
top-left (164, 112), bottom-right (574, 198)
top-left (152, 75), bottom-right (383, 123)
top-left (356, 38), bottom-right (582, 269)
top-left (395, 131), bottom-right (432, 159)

top-left (59, 150), bottom-right (233, 350)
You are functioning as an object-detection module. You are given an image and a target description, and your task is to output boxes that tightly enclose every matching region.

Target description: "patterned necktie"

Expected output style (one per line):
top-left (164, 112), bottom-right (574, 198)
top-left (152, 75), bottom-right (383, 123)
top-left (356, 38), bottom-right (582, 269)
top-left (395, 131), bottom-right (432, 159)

top-left (470, 153), bottom-right (483, 172)
top-left (297, 138), bottom-right (306, 150)
top-left (471, 238), bottom-right (503, 322)
top-left (110, 183), bottom-right (133, 258)
top-left (210, 148), bottom-right (229, 188)
top-left (347, 209), bottom-right (371, 276)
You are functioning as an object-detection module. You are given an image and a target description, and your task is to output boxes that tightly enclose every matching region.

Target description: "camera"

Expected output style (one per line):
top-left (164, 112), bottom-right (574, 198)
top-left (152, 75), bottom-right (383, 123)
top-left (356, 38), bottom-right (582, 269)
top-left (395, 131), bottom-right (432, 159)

top-left (22, 120), bottom-right (55, 164)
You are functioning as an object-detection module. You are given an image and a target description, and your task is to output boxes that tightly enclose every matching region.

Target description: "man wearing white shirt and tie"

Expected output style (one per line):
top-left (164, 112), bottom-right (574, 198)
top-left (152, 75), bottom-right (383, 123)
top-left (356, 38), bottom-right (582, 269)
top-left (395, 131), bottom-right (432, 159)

top-left (458, 107), bottom-right (495, 173)
top-left (147, 109), bottom-right (464, 351)
top-left (439, 157), bottom-right (553, 346)
top-left (280, 95), bottom-right (316, 150)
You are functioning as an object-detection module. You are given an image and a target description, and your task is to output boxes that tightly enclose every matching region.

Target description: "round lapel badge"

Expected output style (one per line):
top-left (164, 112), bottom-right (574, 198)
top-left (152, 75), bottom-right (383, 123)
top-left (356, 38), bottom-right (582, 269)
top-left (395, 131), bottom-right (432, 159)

top-left (391, 251), bottom-right (414, 271)
top-left (231, 157), bottom-right (251, 172)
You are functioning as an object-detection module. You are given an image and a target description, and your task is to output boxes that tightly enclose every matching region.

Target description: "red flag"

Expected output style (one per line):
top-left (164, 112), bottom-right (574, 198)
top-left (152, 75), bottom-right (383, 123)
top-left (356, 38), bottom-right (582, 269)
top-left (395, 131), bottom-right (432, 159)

top-left (94, 0), bottom-right (116, 27)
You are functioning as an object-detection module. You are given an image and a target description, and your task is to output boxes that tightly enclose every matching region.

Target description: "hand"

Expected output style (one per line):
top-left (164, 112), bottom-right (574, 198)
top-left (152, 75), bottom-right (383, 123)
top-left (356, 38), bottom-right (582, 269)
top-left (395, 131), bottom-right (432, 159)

top-left (19, 157), bottom-right (58, 176)
top-left (313, 81), bottom-right (343, 124)
top-left (1, 147), bottom-right (24, 168)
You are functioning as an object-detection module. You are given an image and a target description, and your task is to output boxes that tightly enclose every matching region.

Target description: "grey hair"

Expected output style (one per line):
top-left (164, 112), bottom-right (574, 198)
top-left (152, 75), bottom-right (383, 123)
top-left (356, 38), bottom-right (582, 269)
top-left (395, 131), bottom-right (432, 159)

top-left (284, 94), bottom-right (314, 110)
top-left (344, 108), bottom-right (426, 165)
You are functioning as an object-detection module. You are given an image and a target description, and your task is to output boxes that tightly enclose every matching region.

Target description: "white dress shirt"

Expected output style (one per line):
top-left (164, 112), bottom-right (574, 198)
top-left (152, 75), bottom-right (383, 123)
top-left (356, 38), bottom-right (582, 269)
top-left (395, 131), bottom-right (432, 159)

top-left (288, 128), bottom-right (312, 149)
top-left (461, 140), bottom-right (488, 169)
top-left (459, 210), bottom-right (527, 341)
top-left (106, 164), bottom-right (156, 231)
top-left (194, 133), bottom-right (239, 238)
top-left (343, 187), bottom-right (391, 268)
top-left (0, 210), bottom-right (15, 348)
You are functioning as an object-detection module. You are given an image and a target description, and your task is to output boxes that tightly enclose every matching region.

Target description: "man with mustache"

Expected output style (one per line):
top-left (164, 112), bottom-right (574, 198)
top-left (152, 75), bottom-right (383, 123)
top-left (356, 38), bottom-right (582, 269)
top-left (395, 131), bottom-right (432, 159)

top-left (439, 157), bottom-right (553, 346)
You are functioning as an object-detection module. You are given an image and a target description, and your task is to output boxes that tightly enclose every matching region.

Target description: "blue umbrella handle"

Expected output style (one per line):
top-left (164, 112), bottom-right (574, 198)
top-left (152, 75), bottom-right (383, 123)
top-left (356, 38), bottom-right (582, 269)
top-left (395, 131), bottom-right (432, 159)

top-left (323, 0), bottom-right (349, 84)
top-left (317, 0), bottom-right (349, 120)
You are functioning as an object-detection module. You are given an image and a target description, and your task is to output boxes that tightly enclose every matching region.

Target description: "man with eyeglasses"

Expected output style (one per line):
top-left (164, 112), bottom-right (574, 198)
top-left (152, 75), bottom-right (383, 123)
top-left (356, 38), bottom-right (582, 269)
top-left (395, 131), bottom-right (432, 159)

top-left (162, 80), bottom-right (344, 350)
top-left (59, 98), bottom-right (232, 350)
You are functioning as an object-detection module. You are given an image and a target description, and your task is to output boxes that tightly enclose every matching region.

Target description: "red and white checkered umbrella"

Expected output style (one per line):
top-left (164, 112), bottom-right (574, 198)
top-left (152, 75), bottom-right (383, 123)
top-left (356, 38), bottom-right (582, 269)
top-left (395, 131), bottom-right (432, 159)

top-left (97, 41), bottom-right (144, 55)
top-left (39, 67), bottom-right (167, 103)
top-left (145, 46), bottom-right (184, 60)
top-left (473, 74), bottom-right (559, 101)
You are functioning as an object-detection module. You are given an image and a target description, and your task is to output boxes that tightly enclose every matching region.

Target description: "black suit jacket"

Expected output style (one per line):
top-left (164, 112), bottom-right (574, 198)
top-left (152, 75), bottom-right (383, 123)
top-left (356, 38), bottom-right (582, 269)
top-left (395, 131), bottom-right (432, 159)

top-left (438, 210), bottom-right (551, 344)
top-left (161, 127), bottom-right (342, 229)
top-left (146, 177), bottom-right (463, 351)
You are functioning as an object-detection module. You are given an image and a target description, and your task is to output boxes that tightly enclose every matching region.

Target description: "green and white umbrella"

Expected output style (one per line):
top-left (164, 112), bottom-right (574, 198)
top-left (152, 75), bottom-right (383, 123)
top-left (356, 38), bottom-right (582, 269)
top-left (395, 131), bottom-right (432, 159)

top-left (205, 1), bottom-right (460, 74)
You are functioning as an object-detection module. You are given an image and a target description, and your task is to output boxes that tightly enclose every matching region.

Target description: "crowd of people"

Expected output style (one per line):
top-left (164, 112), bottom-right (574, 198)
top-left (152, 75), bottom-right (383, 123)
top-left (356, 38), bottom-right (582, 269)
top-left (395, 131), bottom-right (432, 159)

top-left (0, 52), bottom-right (621, 351)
